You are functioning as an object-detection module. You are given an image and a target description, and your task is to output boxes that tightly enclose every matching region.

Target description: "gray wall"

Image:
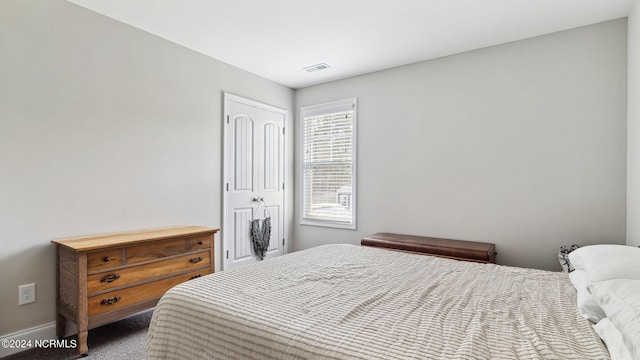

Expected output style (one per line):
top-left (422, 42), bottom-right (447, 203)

top-left (0, 0), bottom-right (294, 336)
top-left (628, 2), bottom-right (640, 247)
top-left (294, 19), bottom-right (628, 271)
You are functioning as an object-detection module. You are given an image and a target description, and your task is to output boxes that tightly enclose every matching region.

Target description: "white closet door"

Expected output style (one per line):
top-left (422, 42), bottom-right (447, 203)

top-left (223, 94), bottom-right (285, 270)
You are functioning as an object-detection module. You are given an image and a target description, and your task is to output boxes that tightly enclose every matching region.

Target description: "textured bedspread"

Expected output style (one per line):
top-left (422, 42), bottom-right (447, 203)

top-left (147, 244), bottom-right (609, 359)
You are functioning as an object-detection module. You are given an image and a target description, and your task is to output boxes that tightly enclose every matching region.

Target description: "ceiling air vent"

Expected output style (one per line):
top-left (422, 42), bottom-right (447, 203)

top-left (303, 63), bottom-right (331, 73)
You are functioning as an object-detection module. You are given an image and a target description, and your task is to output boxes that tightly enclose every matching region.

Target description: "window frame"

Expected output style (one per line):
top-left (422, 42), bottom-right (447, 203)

top-left (299, 98), bottom-right (357, 229)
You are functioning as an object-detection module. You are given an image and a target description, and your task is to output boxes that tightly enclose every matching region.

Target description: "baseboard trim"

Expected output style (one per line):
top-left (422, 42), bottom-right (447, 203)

top-left (0, 322), bottom-right (56, 358)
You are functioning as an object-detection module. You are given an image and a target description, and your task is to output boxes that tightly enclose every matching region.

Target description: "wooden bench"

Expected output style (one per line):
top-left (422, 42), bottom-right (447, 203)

top-left (361, 232), bottom-right (497, 263)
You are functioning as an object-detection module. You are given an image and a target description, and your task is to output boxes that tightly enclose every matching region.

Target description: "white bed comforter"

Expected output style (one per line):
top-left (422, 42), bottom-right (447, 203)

top-left (147, 244), bottom-right (609, 359)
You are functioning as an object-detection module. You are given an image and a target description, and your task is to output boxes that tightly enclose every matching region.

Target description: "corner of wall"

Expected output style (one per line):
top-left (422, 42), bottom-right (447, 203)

top-left (627, 2), bottom-right (640, 247)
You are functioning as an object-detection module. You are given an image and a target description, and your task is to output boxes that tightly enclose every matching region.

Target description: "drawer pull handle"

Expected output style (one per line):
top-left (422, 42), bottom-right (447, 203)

top-left (100, 296), bottom-right (121, 305)
top-left (190, 274), bottom-right (202, 280)
top-left (103, 256), bottom-right (111, 262)
top-left (198, 241), bottom-right (204, 245)
top-left (100, 273), bottom-right (121, 283)
top-left (189, 257), bottom-right (203, 263)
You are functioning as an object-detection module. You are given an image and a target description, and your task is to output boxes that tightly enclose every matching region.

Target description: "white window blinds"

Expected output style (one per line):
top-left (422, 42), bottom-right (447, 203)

top-left (301, 98), bottom-right (357, 229)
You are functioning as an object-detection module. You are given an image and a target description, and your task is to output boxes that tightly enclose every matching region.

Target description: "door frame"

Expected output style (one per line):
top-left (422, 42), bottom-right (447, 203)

top-left (222, 92), bottom-right (288, 271)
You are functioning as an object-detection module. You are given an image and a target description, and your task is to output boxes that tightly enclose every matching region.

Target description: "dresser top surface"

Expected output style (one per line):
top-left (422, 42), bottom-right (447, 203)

top-left (51, 226), bottom-right (219, 252)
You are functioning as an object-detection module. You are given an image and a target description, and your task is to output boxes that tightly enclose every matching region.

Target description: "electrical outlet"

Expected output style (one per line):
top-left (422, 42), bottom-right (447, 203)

top-left (19, 283), bottom-right (36, 305)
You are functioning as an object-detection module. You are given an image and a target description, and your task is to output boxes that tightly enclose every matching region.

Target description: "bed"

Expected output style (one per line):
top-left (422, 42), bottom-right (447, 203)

top-left (146, 244), bottom-right (615, 359)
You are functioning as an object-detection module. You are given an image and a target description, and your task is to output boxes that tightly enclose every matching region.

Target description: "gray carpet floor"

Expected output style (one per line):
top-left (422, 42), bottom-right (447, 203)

top-left (4, 310), bottom-right (152, 360)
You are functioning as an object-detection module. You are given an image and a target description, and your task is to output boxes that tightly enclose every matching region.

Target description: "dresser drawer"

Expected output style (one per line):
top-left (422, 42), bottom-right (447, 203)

top-left (188, 234), bottom-right (212, 251)
top-left (88, 269), bottom-right (210, 316)
top-left (87, 249), bottom-right (122, 271)
top-left (87, 251), bottom-right (211, 294)
top-left (125, 238), bottom-right (187, 264)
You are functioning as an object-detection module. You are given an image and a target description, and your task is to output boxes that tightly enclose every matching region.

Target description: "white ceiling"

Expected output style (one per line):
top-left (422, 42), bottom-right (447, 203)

top-left (67, 0), bottom-right (635, 89)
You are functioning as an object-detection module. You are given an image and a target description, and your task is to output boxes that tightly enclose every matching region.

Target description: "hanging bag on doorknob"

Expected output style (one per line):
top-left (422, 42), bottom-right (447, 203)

top-left (251, 197), bottom-right (271, 260)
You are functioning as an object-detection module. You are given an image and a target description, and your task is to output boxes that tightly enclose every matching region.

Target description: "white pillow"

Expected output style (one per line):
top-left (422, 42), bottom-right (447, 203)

top-left (569, 269), bottom-right (588, 289)
top-left (576, 289), bottom-right (607, 323)
top-left (568, 245), bottom-right (640, 281)
top-left (593, 318), bottom-right (634, 360)
top-left (569, 270), bottom-right (606, 323)
top-left (589, 279), bottom-right (640, 358)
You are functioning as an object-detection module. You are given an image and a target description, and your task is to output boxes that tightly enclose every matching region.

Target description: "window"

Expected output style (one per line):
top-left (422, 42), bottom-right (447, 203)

top-left (300, 98), bottom-right (357, 229)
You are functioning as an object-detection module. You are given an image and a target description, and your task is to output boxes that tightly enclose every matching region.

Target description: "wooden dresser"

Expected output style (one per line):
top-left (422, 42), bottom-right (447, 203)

top-left (51, 226), bottom-right (219, 355)
top-left (361, 232), bottom-right (496, 263)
